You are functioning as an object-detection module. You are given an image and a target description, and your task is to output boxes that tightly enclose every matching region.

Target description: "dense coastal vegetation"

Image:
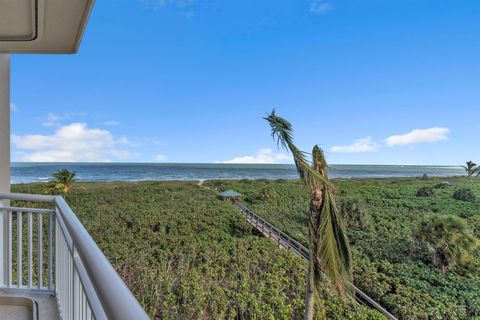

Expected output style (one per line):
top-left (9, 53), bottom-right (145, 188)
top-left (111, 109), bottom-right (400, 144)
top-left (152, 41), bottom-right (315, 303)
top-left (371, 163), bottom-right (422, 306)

top-left (12, 176), bottom-right (480, 319)
top-left (207, 177), bottom-right (480, 319)
top-left (13, 181), bottom-right (381, 320)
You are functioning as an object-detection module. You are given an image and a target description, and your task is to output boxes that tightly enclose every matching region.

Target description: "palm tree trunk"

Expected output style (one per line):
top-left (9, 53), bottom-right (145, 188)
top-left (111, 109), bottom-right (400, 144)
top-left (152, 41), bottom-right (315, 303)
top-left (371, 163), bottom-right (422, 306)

top-left (305, 187), bottom-right (323, 320)
top-left (304, 259), bottom-right (315, 320)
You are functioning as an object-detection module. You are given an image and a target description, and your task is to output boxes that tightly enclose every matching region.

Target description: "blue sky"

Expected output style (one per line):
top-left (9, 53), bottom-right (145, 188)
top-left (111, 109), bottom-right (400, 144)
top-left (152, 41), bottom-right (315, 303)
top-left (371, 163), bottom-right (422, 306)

top-left (9, 0), bottom-right (480, 165)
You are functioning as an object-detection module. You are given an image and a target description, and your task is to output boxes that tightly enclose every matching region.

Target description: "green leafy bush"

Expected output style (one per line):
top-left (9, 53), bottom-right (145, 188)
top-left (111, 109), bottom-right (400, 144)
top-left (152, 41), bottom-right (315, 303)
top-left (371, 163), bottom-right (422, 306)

top-left (416, 186), bottom-right (435, 197)
top-left (340, 197), bottom-right (369, 229)
top-left (417, 214), bottom-right (479, 273)
top-left (453, 188), bottom-right (476, 202)
top-left (434, 182), bottom-right (451, 189)
top-left (259, 187), bottom-right (277, 200)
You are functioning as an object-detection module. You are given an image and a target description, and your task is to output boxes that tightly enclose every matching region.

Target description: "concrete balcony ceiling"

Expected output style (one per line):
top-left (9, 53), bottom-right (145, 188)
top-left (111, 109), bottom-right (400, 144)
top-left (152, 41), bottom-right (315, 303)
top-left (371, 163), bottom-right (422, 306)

top-left (0, 0), bottom-right (94, 54)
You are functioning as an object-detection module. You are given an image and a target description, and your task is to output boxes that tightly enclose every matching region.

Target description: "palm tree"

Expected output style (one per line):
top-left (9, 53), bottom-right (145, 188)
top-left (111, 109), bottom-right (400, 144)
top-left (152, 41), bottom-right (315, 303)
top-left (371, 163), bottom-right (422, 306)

top-left (461, 161), bottom-right (478, 177)
top-left (43, 168), bottom-right (80, 196)
top-left (264, 110), bottom-right (351, 320)
top-left (417, 214), bottom-right (478, 273)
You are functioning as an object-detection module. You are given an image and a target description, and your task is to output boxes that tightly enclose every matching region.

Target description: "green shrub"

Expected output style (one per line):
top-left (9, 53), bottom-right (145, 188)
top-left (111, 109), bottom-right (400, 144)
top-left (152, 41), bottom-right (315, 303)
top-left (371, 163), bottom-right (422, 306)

top-left (453, 188), bottom-right (476, 202)
top-left (459, 211), bottom-right (475, 219)
top-left (340, 197), bottom-right (369, 229)
top-left (434, 182), bottom-right (451, 189)
top-left (416, 186), bottom-right (435, 197)
top-left (417, 214), bottom-right (479, 273)
top-left (259, 187), bottom-right (277, 200)
top-left (382, 190), bottom-right (401, 199)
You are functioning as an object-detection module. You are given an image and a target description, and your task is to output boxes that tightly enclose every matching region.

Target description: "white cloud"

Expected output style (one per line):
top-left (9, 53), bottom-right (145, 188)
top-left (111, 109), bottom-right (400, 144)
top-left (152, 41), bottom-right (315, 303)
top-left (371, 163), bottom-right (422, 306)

top-left (41, 112), bottom-right (86, 127)
top-left (218, 148), bottom-right (291, 164)
top-left (12, 123), bottom-right (138, 162)
top-left (310, 0), bottom-right (331, 14)
top-left (42, 113), bottom-right (67, 127)
top-left (330, 137), bottom-right (379, 153)
top-left (10, 103), bottom-right (18, 112)
top-left (385, 127), bottom-right (450, 147)
top-left (155, 154), bottom-right (167, 161)
top-left (274, 153), bottom-right (292, 161)
top-left (104, 120), bottom-right (120, 126)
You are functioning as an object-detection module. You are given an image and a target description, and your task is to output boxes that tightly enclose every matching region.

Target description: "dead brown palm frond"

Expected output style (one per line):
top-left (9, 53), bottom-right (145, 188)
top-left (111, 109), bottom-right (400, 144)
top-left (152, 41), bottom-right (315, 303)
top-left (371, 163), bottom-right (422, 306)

top-left (264, 109), bottom-right (334, 190)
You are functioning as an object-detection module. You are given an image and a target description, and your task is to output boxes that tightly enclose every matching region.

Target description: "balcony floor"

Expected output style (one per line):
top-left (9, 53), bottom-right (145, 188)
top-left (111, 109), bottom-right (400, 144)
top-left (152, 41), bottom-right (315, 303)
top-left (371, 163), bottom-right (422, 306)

top-left (0, 290), bottom-right (60, 320)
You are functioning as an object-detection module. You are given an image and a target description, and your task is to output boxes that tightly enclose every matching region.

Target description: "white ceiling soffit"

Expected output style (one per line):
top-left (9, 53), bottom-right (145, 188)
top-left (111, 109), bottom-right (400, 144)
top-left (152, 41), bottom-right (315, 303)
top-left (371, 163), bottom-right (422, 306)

top-left (0, 0), bottom-right (95, 54)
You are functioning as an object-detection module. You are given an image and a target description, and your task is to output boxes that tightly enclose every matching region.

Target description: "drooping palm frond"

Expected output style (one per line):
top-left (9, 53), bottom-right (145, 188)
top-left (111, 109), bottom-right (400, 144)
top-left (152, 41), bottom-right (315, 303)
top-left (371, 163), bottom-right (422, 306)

top-left (310, 146), bottom-right (352, 295)
top-left (264, 110), bottom-right (351, 297)
top-left (264, 109), bottom-right (333, 189)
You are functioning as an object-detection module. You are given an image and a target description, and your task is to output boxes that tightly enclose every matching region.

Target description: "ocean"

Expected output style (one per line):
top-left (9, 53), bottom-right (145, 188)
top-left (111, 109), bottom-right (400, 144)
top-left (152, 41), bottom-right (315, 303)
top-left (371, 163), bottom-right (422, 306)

top-left (11, 163), bottom-right (465, 184)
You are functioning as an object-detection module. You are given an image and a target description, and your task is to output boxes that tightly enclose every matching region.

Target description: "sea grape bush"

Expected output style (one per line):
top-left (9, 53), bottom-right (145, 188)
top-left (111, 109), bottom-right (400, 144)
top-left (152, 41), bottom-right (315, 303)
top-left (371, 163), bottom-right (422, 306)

top-left (416, 186), bottom-right (435, 197)
top-left (339, 197), bottom-right (370, 230)
top-left (453, 188), bottom-right (477, 202)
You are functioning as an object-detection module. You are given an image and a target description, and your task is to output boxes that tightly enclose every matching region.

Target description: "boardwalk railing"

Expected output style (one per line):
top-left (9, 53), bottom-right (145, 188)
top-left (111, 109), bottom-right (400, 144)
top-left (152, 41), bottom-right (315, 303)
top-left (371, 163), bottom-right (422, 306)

top-left (0, 193), bottom-right (149, 320)
top-left (235, 202), bottom-right (398, 320)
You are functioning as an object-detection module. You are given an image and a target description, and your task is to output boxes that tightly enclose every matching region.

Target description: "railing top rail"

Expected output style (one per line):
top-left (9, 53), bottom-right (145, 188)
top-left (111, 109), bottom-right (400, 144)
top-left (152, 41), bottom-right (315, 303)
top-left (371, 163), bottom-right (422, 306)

top-left (0, 192), bottom-right (56, 203)
top-left (351, 284), bottom-right (397, 319)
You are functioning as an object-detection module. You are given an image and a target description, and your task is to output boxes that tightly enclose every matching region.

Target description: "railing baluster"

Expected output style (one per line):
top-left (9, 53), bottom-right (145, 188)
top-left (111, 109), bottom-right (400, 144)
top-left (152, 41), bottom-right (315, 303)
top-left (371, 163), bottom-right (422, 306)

top-left (38, 212), bottom-right (43, 289)
top-left (82, 286), bottom-right (85, 320)
top-left (48, 212), bottom-right (53, 290)
top-left (74, 263), bottom-right (78, 320)
top-left (8, 210), bottom-right (12, 286)
top-left (17, 211), bottom-right (22, 287)
top-left (87, 301), bottom-right (92, 320)
top-left (71, 249), bottom-right (74, 320)
top-left (28, 212), bottom-right (33, 287)
top-left (55, 218), bottom-right (60, 315)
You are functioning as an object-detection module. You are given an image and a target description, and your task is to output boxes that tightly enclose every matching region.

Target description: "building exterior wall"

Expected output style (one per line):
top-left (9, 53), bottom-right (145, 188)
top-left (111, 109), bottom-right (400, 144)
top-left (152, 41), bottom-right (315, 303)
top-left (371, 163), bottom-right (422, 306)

top-left (0, 54), bottom-right (9, 286)
top-left (0, 54), bottom-right (9, 194)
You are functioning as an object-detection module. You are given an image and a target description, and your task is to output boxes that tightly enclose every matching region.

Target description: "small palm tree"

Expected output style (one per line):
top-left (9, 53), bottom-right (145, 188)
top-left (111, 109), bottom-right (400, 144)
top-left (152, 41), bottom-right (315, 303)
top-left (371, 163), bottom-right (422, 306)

top-left (264, 110), bottom-right (351, 320)
top-left (417, 214), bottom-right (478, 273)
top-left (461, 161), bottom-right (478, 177)
top-left (43, 168), bottom-right (80, 196)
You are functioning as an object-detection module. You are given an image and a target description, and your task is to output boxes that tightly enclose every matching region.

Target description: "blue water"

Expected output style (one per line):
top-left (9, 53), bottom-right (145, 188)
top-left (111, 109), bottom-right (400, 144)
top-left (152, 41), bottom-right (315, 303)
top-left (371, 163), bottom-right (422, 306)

top-left (10, 163), bottom-right (465, 184)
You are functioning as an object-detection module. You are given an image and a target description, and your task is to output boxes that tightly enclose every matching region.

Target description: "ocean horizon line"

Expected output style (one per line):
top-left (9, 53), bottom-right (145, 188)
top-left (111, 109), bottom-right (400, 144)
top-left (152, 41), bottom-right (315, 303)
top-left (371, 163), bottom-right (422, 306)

top-left (11, 162), bottom-right (463, 167)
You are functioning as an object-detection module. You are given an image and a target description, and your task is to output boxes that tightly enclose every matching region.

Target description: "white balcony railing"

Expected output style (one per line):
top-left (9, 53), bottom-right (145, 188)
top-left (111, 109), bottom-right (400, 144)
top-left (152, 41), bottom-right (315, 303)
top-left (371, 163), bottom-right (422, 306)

top-left (0, 192), bottom-right (149, 320)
